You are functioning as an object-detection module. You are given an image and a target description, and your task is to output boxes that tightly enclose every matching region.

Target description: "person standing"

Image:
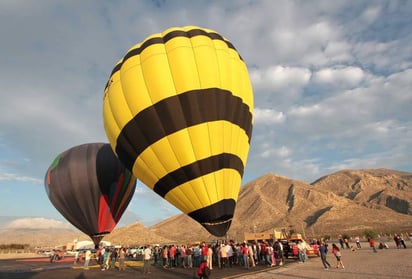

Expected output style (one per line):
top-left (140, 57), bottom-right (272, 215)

top-left (101, 248), bottom-right (111, 270)
top-left (226, 242), bottom-right (234, 267)
top-left (297, 241), bottom-right (306, 263)
top-left (241, 242), bottom-right (249, 269)
top-left (400, 236), bottom-right (407, 248)
top-left (73, 250), bottom-right (79, 264)
top-left (193, 244), bottom-right (201, 267)
top-left (201, 242), bottom-right (209, 262)
top-left (338, 235), bottom-right (344, 249)
top-left (197, 259), bottom-right (210, 279)
top-left (83, 249), bottom-right (91, 270)
top-left (260, 242), bottom-right (266, 265)
top-left (186, 245), bottom-right (193, 268)
top-left (280, 241), bottom-right (285, 265)
top-left (268, 243), bottom-right (276, 266)
top-left (355, 236), bottom-right (362, 249)
top-left (111, 248), bottom-right (118, 270)
top-left (252, 242), bottom-right (259, 266)
top-left (394, 234), bottom-right (401, 248)
top-left (143, 245), bottom-right (152, 274)
top-left (216, 244), bottom-right (222, 268)
top-left (319, 242), bottom-right (332, 270)
top-left (344, 237), bottom-right (350, 249)
top-left (332, 244), bottom-right (344, 269)
top-left (274, 241), bottom-right (284, 266)
top-left (265, 243), bottom-right (272, 266)
top-left (207, 245), bottom-right (213, 270)
top-left (248, 242), bottom-right (256, 267)
top-left (162, 245), bottom-right (169, 268)
top-left (302, 241), bottom-right (307, 263)
top-left (236, 244), bottom-right (242, 266)
top-left (169, 244), bottom-right (176, 268)
top-left (153, 245), bottom-right (160, 266)
top-left (220, 243), bottom-right (228, 268)
top-left (180, 245), bottom-right (187, 268)
top-left (96, 247), bottom-right (103, 265)
top-left (369, 238), bottom-right (377, 253)
top-left (49, 250), bottom-right (56, 263)
top-left (118, 247), bottom-right (126, 271)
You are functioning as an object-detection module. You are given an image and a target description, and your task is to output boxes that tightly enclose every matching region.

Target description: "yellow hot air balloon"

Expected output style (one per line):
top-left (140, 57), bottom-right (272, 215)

top-left (103, 26), bottom-right (253, 236)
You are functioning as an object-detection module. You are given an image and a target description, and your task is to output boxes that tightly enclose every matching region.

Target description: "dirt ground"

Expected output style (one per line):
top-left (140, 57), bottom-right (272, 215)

top-left (0, 253), bottom-right (41, 260)
top-left (1, 242), bottom-right (411, 279)
top-left (236, 242), bottom-right (412, 279)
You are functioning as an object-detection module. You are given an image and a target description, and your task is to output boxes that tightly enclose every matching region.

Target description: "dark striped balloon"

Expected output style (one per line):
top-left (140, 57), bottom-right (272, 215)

top-left (103, 26), bottom-right (253, 236)
top-left (45, 143), bottom-right (136, 246)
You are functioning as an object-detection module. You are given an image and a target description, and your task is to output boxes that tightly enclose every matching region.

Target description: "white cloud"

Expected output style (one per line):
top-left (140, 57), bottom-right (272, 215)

top-left (4, 217), bottom-right (71, 229)
top-left (313, 66), bottom-right (365, 87)
top-left (289, 104), bottom-right (324, 117)
top-left (261, 145), bottom-right (291, 159)
top-left (386, 68), bottom-right (412, 87)
top-left (254, 108), bottom-right (286, 124)
top-left (0, 172), bottom-right (42, 185)
top-left (362, 6), bottom-right (381, 24)
top-left (250, 66), bottom-right (312, 107)
top-left (251, 65), bottom-right (312, 91)
top-left (353, 40), bottom-right (412, 73)
top-left (323, 41), bottom-right (352, 63)
top-left (368, 120), bottom-right (394, 134)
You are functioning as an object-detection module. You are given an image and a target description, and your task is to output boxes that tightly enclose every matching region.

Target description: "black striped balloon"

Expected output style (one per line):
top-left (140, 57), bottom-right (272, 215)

top-left (45, 143), bottom-right (136, 246)
top-left (103, 26), bottom-right (253, 236)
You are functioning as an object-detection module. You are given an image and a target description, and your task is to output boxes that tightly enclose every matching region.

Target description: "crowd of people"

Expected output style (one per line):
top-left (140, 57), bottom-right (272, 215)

top-left (71, 232), bottom-right (411, 277)
top-left (151, 240), bottom-right (288, 278)
top-left (150, 240), bottom-right (285, 270)
top-left (316, 232), bottom-right (411, 271)
top-left (72, 239), bottom-right (288, 277)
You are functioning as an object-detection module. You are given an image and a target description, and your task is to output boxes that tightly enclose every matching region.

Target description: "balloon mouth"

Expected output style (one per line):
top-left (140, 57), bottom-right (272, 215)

top-left (90, 232), bottom-right (110, 247)
top-left (201, 219), bottom-right (233, 237)
top-left (188, 199), bottom-right (236, 237)
top-left (91, 232), bottom-right (110, 236)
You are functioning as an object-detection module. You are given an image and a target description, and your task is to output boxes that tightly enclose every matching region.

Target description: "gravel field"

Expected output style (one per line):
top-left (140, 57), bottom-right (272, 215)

top-left (237, 243), bottom-right (412, 279)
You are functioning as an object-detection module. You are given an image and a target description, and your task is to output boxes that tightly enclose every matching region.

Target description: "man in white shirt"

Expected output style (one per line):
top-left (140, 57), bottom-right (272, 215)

top-left (84, 249), bottom-right (91, 270)
top-left (143, 245), bottom-right (152, 274)
top-left (225, 243), bottom-right (234, 267)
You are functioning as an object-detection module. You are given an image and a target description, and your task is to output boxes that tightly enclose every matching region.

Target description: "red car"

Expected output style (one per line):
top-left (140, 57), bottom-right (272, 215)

top-left (287, 234), bottom-right (319, 257)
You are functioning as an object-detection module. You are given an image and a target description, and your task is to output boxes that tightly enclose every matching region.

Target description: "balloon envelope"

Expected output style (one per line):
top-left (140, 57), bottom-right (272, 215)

top-left (45, 143), bottom-right (136, 245)
top-left (103, 26), bottom-right (253, 236)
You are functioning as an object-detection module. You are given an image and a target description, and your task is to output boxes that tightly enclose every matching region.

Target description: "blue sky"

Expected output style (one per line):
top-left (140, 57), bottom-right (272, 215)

top-left (1, 0), bottom-right (411, 230)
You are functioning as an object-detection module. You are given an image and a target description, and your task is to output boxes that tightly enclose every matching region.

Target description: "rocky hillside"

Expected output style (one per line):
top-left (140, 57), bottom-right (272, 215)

top-left (104, 222), bottom-right (173, 245)
top-left (0, 228), bottom-right (86, 248)
top-left (236, 170), bottom-right (412, 235)
top-left (311, 168), bottom-right (412, 214)
top-left (150, 169), bottom-right (412, 242)
top-left (1, 168), bottom-right (411, 247)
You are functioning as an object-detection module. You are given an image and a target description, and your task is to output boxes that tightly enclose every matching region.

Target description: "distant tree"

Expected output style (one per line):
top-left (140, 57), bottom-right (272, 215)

top-left (342, 233), bottom-right (351, 240)
top-left (323, 234), bottom-right (331, 241)
top-left (0, 243), bottom-right (30, 253)
top-left (364, 229), bottom-right (378, 240)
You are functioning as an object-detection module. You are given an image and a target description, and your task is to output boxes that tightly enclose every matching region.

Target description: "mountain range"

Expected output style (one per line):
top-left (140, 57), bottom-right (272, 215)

top-left (1, 168), bottom-right (411, 247)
